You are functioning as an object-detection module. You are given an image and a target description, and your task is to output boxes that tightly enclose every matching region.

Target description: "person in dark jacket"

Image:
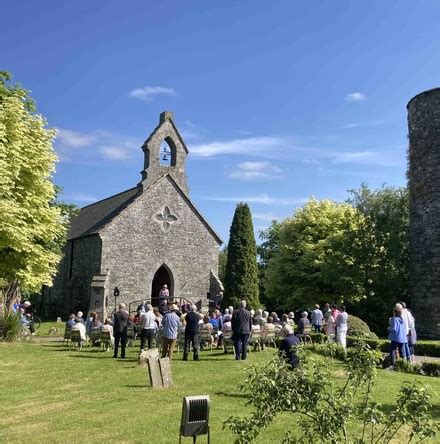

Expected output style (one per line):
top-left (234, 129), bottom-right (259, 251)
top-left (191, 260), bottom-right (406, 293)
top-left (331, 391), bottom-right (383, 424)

top-left (183, 305), bottom-right (200, 361)
top-left (231, 300), bottom-right (252, 360)
top-left (113, 303), bottom-right (129, 359)
top-left (278, 324), bottom-right (300, 368)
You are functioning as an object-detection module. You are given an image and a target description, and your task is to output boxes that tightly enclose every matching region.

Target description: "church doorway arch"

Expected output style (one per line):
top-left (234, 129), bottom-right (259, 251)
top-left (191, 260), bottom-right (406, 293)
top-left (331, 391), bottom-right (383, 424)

top-left (151, 264), bottom-right (173, 306)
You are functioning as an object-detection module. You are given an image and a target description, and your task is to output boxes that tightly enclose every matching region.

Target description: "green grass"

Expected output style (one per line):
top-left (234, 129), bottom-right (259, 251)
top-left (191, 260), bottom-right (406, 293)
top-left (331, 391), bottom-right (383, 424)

top-left (1, 339), bottom-right (439, 443)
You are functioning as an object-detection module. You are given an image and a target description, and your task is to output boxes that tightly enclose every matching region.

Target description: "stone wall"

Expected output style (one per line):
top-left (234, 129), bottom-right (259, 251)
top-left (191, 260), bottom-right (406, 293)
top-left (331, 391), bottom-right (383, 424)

top-left (407, 88), bottom-right (440, 339)
top-left (45, 235), bottom-right (102, 318)
top-left (99, 174), bottom-right (220, 310)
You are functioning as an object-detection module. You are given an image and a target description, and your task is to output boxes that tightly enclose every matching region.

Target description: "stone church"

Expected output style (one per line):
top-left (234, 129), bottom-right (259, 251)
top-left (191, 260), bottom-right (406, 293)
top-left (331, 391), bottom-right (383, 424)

top-left (47, 111), bottom-right (223, 317)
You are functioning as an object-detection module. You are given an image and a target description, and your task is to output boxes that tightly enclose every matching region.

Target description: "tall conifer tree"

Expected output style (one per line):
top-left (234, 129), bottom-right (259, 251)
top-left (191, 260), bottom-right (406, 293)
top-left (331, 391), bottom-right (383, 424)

top-left (223, 203), bottom-right (260, 308)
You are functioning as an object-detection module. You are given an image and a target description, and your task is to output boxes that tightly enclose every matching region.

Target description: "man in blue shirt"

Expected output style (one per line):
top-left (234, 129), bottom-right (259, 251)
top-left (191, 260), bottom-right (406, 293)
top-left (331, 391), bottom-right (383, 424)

top-left (161, 304), bottom-right (181, 360)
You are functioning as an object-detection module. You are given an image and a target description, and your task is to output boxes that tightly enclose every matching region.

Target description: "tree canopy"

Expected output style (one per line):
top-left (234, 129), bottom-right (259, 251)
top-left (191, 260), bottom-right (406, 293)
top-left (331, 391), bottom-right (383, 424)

top-left (0, 72), bottom-right (65, 306)
top-left (223, 203), bottom-right (260, 309)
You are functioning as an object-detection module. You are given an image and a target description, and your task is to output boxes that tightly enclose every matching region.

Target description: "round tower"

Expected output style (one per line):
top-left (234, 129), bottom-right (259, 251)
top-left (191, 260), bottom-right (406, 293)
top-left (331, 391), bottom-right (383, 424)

top-left (407, 88), bottom-right (440, 339)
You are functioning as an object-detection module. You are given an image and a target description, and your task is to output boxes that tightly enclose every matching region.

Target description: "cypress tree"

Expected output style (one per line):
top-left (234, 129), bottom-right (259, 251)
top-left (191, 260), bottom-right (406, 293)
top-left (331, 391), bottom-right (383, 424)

top-left (223, 203), bottom-right (260, 309)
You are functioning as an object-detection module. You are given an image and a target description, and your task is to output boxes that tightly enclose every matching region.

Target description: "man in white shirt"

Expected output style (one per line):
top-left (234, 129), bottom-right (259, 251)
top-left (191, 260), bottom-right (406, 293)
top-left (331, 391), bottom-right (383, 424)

top-left (140, 304), bottom-right (156, 350)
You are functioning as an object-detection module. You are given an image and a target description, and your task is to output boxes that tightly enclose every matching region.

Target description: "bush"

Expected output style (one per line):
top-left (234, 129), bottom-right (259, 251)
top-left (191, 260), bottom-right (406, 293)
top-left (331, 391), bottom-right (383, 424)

top-left (0, 306), bottom-right (23, 341)
top-left (394, 358), bottom-right (414, 373)
top-left (415, 341), bottom-right (440, 358)
top-left (422, 361), bottom-right (440, 377)
top-left (347, 314), bottom-right (378, 339)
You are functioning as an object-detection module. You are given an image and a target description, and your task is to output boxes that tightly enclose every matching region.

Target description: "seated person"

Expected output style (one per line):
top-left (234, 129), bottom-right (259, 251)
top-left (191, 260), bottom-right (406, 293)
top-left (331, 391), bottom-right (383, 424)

top-left (71, 318), bottom-right (87, 342)
top-left (19, 308), bottom-right (35, 334)
top-left (271, 312), bottom-right (282, 325)
top-left (127, 315), bottom-right (137, 339)
top-left (278, 324), bottom-right (300, 368)
top-left (76, 311), bottom-right (85, 324)
top-left (85, 311), bottom-right (96, 337)
top-left (66, 314), bottom-right (76, 329)
top-left (90, 314), bottom-right (103, 345)
top-left (221, 315), bottom-right (232, 333)
top-left (260, 316), bottom-right (276, 350)
top-left (101, 318), bottom-right (114, 348)
top-left (133, 310), bottom-right (142, 325)
top-left (200, 315), bottom-right (214, 347)
top-left (296, 311), bottom-right (311, 335)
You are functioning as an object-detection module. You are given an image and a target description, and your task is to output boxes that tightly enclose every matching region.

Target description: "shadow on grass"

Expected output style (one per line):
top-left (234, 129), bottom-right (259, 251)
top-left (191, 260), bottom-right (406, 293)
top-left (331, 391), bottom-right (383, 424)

top-left (125, 384), bottom-right (148, 388)
top-left (215, 391), bottom-right (248, 399)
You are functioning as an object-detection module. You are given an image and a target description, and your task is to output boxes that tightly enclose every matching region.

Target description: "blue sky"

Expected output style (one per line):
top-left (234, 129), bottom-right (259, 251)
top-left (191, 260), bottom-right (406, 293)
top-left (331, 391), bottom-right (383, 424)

top-left (3, 1), bottom-right (440, 243)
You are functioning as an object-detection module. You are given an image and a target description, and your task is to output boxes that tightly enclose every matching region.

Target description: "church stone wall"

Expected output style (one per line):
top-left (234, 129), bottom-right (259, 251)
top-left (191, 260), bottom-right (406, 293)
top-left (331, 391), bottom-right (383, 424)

top-left (99, 175), bottom-right (220, 308)
top-left (408, 88), bottom-right (440, 339)
top-left (45, 235), bottom-right (102, 317)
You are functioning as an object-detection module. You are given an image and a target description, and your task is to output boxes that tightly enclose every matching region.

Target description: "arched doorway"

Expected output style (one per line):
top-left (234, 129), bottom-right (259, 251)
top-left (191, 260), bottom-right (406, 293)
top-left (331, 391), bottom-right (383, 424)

top-left (151, 264), bottom-right (173, 306)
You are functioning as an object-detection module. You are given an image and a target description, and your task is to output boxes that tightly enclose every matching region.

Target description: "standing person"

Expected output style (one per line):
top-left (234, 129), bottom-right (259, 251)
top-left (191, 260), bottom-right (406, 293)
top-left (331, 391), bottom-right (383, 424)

top-left (161, 304), bottom-right (180, 360)
top-left (388, 306), bottom-right (407, 368)
top-left (140, 304), bottom-right (156, 351)
top-left (311, 305), bottom-right (324, 333)
top-left (231, 300), bottom-right (252, 361)
top-left (159, 284), bottom-right (169, 302)
top-left (297, 312), bottom-right (310, 335)
top-left (183, 305), bottom-right (200, 361)
top-left (137, 301), bottom-right (146, 313)
top-left (399, 302), bottom-right (414, 361)
top-left (336, 306), bottom-right (348, 349)
top-left (323, 311), bottom-right (336, 342)
top-left (113, 303), bottom-right (129, 359)
top-left (278, 324), bottom-right (300, 368)
top-left (323, 303), bottom-right (332, 322)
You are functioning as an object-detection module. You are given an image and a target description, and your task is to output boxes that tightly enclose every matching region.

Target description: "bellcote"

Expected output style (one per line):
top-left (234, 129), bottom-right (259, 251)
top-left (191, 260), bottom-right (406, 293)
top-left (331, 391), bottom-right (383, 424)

top-left (139, 111), bottom-right (189, 194)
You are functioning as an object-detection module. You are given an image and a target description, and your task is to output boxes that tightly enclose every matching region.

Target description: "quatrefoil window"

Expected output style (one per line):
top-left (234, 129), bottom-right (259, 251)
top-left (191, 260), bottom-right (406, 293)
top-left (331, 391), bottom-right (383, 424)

top-left (154, 205), bottom-right (177, 231)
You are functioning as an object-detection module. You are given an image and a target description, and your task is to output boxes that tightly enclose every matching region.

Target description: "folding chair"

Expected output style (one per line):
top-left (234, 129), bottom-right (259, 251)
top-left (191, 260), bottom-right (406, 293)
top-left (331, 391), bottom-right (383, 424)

top-left (126, 324), bottom-right (136, 347)
top-left (264, 330), bottom-right (277, 348)
top-left (222, 330), bottom-right (235, 354)
top-left (248, 330), bottom-right (262, 352)
top-left (199, 330), bottom-right (213, 351)
top-left (89, 327), bottom-right (101, 346)
top-left (100, 330), bottom-right (113, 351)
top-left (70, 329), bottom-right (86, 350)
top-left (63, 326), bottom-right (72, 345)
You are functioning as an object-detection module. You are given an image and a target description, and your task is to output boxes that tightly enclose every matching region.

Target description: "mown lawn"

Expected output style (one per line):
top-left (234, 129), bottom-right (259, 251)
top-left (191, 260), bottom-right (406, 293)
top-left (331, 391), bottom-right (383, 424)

top-left (1, 336), bottom-right (439, 443)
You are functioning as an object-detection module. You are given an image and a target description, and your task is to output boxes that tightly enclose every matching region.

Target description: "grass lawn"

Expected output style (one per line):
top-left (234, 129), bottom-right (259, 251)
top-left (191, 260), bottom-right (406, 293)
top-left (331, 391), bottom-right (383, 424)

top-left (1, 334), bottom-right (439, 443)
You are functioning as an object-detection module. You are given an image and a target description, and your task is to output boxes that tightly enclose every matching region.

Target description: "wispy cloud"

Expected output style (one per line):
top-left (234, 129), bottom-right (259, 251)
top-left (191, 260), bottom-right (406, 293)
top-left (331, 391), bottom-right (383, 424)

top-left (228, 161), bottom-right (282, 181)
top-left (345, 92), bottom-right (366, 102)
top-left (128, 86), bottom-right (176, 101)
top-left (57, 128), bottom-right (97, 147)
top-left (63, 193), bottom-right (98, 203)
top-left (99, 145), bottom-right (133, 160)
top-left (330, 150), bottom-right (404, 167)
top-left (340, 120), bottom-right (387, 130)
top-left (201, 193), bottom-right (307, 206)
top-left (190, 136), bottom-right (282, 158)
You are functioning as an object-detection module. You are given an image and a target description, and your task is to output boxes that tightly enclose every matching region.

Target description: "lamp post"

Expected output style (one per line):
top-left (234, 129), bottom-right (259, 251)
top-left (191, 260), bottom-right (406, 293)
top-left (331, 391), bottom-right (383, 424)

top-left (113, 286), bottom-right (120, 312)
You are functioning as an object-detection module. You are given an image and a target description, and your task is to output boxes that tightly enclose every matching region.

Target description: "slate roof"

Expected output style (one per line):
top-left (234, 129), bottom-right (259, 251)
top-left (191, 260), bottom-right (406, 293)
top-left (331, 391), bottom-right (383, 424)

top-left (67, 187), bottom-right (139, 240)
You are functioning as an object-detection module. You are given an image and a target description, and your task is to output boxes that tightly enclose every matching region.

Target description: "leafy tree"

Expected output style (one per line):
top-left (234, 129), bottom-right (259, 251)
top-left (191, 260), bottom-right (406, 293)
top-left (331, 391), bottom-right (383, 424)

top-left (0, 72), bottom-right (65, 308)
top-left (223, 203), bottom-right (260, 309)
top-left (257, 220), bottom-right (281, 310)
top-left (224, 344), bottom-right (437, 443)
top-left (346, 184), bottom-right (409, 334)
top-left (264, 199), bottom-right (365, 311)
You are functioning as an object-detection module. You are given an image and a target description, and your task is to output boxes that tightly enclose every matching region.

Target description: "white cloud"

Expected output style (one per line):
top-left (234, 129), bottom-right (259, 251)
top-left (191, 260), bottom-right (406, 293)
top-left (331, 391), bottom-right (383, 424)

top-left (63, 193), bottom-right (98, 203)
top-left (128, 86), bottom-right (176, 101)
top-left (201, 193), bottom-right (307, 206)
top-left (345, 92), bottom-right (366, 102)
top-left (57, 128), bottom-right (97, 147)
top-left (190, 136), bottom-right (282, 158)
top-left (330, 150), bottom-right (404, 167)
top-left (99, 145), bottom-right (132, 160)
top-left (228, 161), bottom-right (282, 181)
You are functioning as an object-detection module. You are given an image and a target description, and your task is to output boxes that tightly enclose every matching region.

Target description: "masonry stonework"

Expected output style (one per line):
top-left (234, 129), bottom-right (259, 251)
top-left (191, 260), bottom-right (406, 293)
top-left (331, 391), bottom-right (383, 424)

top-left (47, 112), bottom-right (222, 318)
top-left (408, 88), bottom-right (440, 339)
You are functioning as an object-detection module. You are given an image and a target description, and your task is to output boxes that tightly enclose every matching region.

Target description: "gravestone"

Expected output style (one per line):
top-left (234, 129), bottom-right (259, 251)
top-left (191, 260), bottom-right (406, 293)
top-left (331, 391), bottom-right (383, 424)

top-left (159, 357), bottom-right (173, 387)
top-left (147, 356), bottom-right (163, 388)
top-left (138, 348), bottom-right (159, 368)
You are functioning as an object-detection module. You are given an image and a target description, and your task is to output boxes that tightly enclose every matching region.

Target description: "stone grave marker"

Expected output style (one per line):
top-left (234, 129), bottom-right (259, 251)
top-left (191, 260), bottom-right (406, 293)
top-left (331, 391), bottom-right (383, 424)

top-left (159, 357), bottom-right (173, 387)
top-left (139, 349), bottom-right (159, 368)
top-left (147, 356), bottom-right (163, 388)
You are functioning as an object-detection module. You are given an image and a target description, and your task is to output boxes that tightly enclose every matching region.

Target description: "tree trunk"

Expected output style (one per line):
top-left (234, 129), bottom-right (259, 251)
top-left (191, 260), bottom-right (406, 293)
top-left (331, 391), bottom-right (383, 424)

top-left (2, 280), bottom-right (21, 310)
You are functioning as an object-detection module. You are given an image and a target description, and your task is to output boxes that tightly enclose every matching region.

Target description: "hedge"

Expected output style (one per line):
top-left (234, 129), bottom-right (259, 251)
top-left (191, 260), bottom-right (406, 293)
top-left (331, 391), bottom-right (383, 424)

top-left (305, 333), bottom-right (440, 358)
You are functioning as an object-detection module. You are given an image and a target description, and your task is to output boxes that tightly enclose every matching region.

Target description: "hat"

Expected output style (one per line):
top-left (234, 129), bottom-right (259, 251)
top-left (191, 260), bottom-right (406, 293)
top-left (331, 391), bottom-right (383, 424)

top-left (301, 311), bottom-right (308, 317)
top-left (24, 301), bottom-right (31, 307)
top-left (395, 303), bottom-right (403, 310)
top-left (315, 304), bottom-right (319, 309)
top-left (171, 304), bottom-right (179, 311)
top-left (288, 312), bottom-right (294, 318)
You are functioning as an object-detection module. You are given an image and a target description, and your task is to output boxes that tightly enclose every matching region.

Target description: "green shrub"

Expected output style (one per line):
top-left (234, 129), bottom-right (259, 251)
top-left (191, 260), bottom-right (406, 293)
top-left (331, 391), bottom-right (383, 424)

top-left (415, 341), bottom-right (440, 358)
top-left (347, 314), bottom-right (378, 339)
top-left (0, 306), bottom-right (23, 341)
top-left (347, 335), bottom-right (382, 350)
top-left (421, 361), bottom-right (440, 377)
top-left (308, 332), bottom-right (327, 343)
top-left (394, 358), bottom-right (415, 374)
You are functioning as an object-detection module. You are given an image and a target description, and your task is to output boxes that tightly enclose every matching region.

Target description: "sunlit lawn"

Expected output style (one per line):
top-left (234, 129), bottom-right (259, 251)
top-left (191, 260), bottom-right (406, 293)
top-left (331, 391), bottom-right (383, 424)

top-left (1, 329), bottom-right (439, 443)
